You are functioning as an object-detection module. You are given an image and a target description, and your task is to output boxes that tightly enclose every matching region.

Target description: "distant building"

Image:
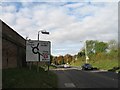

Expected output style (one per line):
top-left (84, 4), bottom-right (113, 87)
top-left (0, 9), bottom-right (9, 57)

top-left (1, 20), bottom-right (26, 69)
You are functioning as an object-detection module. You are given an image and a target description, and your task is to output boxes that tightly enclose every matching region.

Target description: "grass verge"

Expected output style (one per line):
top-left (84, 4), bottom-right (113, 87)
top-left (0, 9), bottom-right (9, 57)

top-left (2, 66), bottom-right (58, 88)
top-left (71, 57), bottom-right (119, 71)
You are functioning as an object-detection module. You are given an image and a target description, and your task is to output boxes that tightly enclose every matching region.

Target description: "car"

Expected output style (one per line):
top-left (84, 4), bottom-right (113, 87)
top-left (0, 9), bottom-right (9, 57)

top-left (81, 63), bottom-right (93, 70)
top-left (64, 64), bottom-right (70, 68)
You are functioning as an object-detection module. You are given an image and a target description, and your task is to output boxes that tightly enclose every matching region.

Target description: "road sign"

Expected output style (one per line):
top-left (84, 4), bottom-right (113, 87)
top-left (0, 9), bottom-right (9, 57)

top-left (26, 40), bottom-right (51, 62)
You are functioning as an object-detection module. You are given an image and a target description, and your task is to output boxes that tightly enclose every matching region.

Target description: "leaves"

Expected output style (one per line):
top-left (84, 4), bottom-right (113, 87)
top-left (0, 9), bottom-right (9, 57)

top-left (79, 40), bottom-right (108, 56)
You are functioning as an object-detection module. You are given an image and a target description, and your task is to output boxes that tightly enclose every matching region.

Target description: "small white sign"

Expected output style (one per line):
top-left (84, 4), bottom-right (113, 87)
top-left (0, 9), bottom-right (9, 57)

top-left (26, 40), bottom-right (51, 62)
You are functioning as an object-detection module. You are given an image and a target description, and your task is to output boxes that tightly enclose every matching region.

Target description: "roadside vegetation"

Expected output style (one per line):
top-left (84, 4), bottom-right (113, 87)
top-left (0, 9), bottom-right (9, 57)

top-left (71, 40), bottom-right (119, 71)
top-left (51, 40), bottom-right (119, 72)
top-left (2, 66), bottom-right (58, 88)
top-left (70, 56), bottom-right (118, 70)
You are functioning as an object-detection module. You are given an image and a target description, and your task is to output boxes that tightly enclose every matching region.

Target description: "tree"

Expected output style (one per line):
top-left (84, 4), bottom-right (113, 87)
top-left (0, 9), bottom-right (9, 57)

top-left (107, 40), bottom-right (118, 58)
top-left (78, 40), bottom-right (109, 57)
top-left (85, 40), bottom-right (108, 54)
top-left (108, 40), bottom-right (118, 51)
top-left (64, 54), bottom-right (73, 64)
top-left (77, 50), bottom-right (85, 57)
top-left (57, 55), bottom-right (64, 65)
top-left (94, 41), bottom-right (108, 53)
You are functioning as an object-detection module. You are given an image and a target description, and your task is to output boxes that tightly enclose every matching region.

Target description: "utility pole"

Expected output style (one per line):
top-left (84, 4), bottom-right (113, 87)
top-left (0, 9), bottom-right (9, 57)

top-left (85, 41), bottom-right (89, 63)
top-left (80, 40), bottom-right (89, 63)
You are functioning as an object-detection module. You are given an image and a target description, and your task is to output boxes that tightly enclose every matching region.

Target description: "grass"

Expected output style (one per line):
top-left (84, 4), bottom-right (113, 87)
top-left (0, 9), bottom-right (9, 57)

top-left (40, 64), bottom-right (57, 70)
top-left (2, 66), bottom-right (58, 88)
top-left (49, 65), bottom-right (57, 69)
top-left (90, 59), bottom-right (118, 70)
top-left (71, 56), bottom-right (119, 70)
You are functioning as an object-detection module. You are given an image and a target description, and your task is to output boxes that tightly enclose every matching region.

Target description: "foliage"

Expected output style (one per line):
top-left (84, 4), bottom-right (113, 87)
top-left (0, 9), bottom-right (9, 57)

top-left (57, 55), bottom-right (64, 65)
top-left (64, 54), bottom-right (73, 64)
top-left (71, 39), bottom-right (118, 70)
top-left (108, 40), bottom-right (118, 51)
top-left (86, 40), bottom-right (108, 54)
top-left (94, 41), bottom-right (108, 53)
top-left (51, 39), bottom-right (118, 70)
top-left (77, 40), bottom-right (109, 58)
top-left (77, 50), bottom-right (85, 57)
top-left (51, 54), bottom-right (73, 65)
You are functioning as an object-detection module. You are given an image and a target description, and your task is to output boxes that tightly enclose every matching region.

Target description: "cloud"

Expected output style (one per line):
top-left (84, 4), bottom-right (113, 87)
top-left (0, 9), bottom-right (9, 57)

top-left (1, 0), bottom-right (119, 3)
top-left (1, 13), bottom-right (16, 26)
top-left (64, 2), bottom-right (85, 8)
top-left (3, 5), bottom-right (16, 13)
top-left (0, 2), bottom-right (118, 56)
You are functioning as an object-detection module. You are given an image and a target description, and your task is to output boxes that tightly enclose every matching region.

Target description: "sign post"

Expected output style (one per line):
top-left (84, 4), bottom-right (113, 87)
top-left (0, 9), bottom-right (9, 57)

top-left (26, 40), bottom-right (51, 72)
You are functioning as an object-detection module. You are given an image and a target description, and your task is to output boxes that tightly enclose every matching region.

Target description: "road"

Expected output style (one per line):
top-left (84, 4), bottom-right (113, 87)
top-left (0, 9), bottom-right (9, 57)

top-left (51, 67), bottom-right (118, 88)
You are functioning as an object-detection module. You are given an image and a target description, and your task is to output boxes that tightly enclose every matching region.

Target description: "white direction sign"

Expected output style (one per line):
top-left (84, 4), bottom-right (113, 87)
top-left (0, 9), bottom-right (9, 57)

top-left (26, 40), bottom-right (51, 62)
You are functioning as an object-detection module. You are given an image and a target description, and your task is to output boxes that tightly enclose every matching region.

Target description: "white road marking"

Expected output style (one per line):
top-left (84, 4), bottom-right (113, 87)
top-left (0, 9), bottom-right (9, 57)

top-left (51, 68), bottom-right (78, 71)
top-left (64, 83), bottom-right (76, 88)
top-left (89, 70), bottom-right (108, 73)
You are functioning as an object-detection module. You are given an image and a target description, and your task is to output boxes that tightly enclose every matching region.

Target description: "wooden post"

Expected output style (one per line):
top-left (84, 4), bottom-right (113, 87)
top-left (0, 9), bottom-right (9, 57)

top-left (29, 62), bottom-right (32, 70)
top-left (37, 62), bottom-right (39, 72)
top-left (47, 61), bottom-right (50, 71)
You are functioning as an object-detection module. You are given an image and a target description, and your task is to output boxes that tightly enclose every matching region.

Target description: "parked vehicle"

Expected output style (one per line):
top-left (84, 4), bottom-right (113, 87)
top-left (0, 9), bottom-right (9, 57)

top-left (64, 63), bottom-right (70, 68)
top-left (81, 63), bottom-right (93, 70)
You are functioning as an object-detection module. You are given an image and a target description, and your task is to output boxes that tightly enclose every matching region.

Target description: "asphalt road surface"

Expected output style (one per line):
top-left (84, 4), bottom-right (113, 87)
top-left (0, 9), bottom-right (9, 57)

top-left (51, 67), bottom-right (118, 88)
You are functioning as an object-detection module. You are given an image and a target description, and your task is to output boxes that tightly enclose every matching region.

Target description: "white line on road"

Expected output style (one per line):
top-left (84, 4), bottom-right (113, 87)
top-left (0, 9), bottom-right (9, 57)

top-left (88, 70), bottom-right (108, 73)
top-left (64, 83), bottom-right (76, 88)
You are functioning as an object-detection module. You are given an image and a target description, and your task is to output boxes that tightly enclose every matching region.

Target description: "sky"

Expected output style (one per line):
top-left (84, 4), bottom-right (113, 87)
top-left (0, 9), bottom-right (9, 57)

top-left (0, 0), bottom-right (118, 56)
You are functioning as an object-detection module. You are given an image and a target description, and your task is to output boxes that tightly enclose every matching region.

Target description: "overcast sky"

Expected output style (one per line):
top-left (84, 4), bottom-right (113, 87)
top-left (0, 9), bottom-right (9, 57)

top-left (0, 0), bottom-right (118, 56)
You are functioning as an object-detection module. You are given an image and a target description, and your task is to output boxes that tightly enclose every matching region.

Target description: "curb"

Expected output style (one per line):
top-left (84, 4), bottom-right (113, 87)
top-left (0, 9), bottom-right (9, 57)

top-left (99, 69), bottom-right (108, 71)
